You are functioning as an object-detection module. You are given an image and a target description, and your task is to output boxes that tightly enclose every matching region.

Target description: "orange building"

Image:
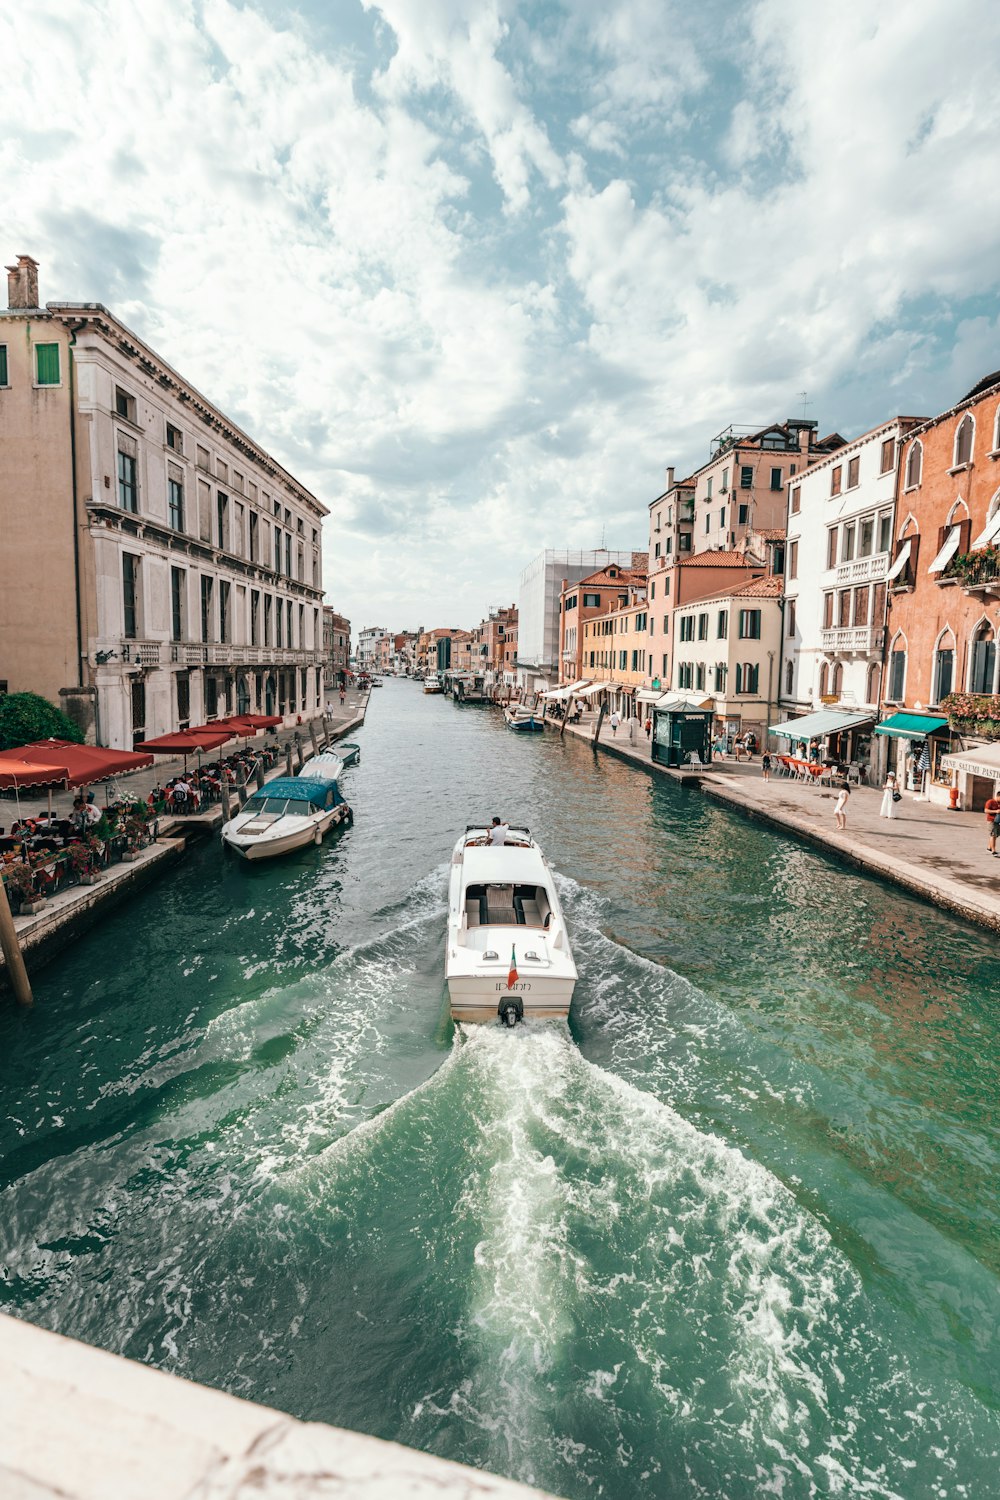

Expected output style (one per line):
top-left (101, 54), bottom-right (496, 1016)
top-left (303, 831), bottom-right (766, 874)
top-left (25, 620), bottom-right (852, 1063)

top-left (882, 369), bottom-right (1000, 804)
top-left (559, 557), bottom-right (647, 685)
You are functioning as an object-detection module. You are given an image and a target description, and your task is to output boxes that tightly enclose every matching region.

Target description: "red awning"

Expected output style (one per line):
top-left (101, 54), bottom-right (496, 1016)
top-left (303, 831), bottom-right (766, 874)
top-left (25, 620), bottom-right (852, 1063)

top-left (142, 730), bottom-right (234, 755)
top-left (16, 740), bottom-right (154, 786)
top-left (230, 714), bottom-right (282, 728)
top-left (0, 752), bottom-right (71, 790)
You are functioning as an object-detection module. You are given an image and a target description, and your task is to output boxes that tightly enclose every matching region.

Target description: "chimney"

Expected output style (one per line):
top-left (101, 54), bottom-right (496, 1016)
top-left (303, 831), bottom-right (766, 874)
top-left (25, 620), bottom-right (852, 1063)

top-left (665, 465), bottom-right (675, 489)
top-left (799, 426), bottom-right (811, 454)
top-left (6, 254), bottom-right (40, 310)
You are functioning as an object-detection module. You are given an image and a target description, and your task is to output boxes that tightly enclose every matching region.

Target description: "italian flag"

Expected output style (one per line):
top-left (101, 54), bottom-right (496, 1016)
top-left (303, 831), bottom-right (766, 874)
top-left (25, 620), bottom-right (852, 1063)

top-left (507, 945), bottom-right (518, 989)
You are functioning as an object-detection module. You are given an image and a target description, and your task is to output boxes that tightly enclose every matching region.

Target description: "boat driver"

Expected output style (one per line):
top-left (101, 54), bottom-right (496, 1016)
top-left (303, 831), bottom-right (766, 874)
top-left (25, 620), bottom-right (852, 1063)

top-left (487, 816), bottom-right (509, 845)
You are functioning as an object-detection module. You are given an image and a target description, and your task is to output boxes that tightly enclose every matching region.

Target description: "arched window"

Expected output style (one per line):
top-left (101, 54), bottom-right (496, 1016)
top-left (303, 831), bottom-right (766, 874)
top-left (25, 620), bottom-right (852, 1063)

top-left (971, 487), bottom-right (1000, 549)
top-left (866, 662), bottom-right (881, 705)
top-left (784, 659), bottom-right (793, 694)
top-left (969, 621), bottom-right (997, 694)
top-left (818, 662), bottom-right (829, 698)
top-left (994, 404), bottom-right (1000, 454)
top-left (932, 629), bottom-right (956, 703)
top-left (887, 634), bottom-right (907, 701)
top-left (831, 663), bottom-right (843, 698)
top-left (905, 441), bottom-right (922, 489)
top-left (954, 413), bottom-right (974, 467)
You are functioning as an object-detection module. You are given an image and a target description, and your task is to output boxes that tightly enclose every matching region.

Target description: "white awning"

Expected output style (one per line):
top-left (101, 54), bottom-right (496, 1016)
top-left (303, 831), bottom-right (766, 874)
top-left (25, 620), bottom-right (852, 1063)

top-left (928, 525), bottom-right (961, 574)
top-left (885, 539), bottom-right (912, 582)
top-left (636, 689), bottom-right (662, 703)
top-left (940, 742), bottom-right (1000, 780)
top-left (653, 692), bottom-right (714, 710)
top-left (575, 682), bottom-right (608, 698)
top-left (540, 679), bottom-right (591, 700)
top-left (971, 508), bottom-right (1000, 550)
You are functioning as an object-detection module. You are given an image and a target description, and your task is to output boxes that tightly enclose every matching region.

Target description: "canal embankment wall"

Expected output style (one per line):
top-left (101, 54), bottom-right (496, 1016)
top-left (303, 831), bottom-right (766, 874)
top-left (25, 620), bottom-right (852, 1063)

top-left (558, 718), bottom-right (1000, 935)
top-left (0, 1309), bottom-right (561, 1500)
top-left (0, 701), bottom-right (369, 991)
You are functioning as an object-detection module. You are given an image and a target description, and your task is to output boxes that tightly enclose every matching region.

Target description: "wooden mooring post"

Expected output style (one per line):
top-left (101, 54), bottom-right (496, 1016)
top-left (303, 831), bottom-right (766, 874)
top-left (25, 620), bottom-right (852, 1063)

top-left (285, 744), bottom-right (294, 777)
top-left (593, 703), bottom-right (607, 744)
top-left (308, 720), bottom-right (320, 758)
top-left (255, 760), bottom-right (266, 791)
top-left (0, 878), bottom-right (33, 1006)
top-left (220, 778), bottom-right (232, 821)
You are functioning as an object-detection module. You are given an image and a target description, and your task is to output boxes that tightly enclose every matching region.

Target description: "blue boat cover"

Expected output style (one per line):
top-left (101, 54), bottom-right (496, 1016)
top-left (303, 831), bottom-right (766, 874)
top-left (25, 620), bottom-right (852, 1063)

top-left (255, 776), bottom-right (344, 809)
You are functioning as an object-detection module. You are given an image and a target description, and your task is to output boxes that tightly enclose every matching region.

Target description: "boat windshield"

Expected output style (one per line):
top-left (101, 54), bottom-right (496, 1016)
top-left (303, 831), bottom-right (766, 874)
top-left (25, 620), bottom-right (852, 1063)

top-left (245, 796), bottom-right (291, 816)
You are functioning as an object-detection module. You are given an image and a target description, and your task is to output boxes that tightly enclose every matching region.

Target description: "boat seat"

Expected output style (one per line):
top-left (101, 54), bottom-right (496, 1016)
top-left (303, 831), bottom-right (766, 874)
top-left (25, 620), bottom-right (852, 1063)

top-left (465, 898), bottom-right (482, 928)
top-left (519, 898), bottom-right (542, 926)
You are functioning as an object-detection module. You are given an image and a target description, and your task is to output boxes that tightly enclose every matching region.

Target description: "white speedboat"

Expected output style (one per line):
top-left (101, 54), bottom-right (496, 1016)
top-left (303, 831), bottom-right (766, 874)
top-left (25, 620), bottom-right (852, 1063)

top-left (221, 775), bottom-right (350, 861)
top-left (446, 826), bottom-right (578, 1025)
top-left (298, 749), bottom-right (345, 780)
top-left (423, 675), bottom-right (443, 694)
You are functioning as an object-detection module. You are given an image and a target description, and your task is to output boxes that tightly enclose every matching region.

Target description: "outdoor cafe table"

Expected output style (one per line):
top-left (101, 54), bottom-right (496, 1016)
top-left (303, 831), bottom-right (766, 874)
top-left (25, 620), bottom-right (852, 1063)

top-left (781, 756), bottom-right (826, 780)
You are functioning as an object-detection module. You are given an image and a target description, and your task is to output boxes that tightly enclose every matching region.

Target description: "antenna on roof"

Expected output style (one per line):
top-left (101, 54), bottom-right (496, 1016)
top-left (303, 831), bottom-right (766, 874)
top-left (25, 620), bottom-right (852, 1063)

top-left (599, 524), bottom-right (606, 549)
top-left (798, 391), bottom-right (812, 418)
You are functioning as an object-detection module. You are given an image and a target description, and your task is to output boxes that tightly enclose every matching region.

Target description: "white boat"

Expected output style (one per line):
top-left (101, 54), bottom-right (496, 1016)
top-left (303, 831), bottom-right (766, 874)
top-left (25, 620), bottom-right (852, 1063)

top-left (446, 826), bottom-right (578, 1025)
top-left (298, 749), bottom-right (345, 780)
top-left (504, 705), bottom-right (544, 732)
top-left (221, 775), bottom-right (350, 861)
top-left (423, 675), bottom-right (443, 694)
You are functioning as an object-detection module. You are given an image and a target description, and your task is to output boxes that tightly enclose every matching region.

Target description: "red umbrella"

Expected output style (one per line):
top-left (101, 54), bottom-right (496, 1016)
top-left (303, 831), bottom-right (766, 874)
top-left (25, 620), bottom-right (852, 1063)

top-left (142, 730), bottom-right (234, 754)
top-left (0, 753), bottom-right (71, 789)
top-left (16, 740), bottom-right (154, 786)
top-left (229, 713), bottom-right (282, 729)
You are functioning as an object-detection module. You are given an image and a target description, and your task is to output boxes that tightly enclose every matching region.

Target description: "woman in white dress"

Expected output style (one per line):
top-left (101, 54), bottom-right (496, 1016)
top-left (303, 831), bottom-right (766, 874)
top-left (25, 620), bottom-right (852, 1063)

top-left (880, 771), bottom-right (897, 818)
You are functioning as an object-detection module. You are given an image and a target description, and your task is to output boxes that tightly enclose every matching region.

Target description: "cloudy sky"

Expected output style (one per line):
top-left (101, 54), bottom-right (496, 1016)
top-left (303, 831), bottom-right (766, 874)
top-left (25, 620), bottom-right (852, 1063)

top-left (4, 1), bottom-right (1000, 633)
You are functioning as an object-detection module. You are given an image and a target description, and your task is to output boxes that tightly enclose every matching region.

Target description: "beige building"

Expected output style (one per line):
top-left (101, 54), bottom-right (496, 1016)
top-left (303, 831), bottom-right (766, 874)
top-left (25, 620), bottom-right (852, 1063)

top-left (323, 608), bottom-right (351, 694)
top-left (580, 594), bottom-right (651, 712)
top-left (671, 574), bottom-right (784, 744)
top-left (0, 256), bottom-right (328, 747)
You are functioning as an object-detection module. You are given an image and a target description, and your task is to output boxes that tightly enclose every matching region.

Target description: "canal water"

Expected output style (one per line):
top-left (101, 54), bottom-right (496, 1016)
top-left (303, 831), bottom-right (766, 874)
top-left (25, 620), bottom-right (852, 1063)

top-left (1, 681), bottom-right (997, 1499)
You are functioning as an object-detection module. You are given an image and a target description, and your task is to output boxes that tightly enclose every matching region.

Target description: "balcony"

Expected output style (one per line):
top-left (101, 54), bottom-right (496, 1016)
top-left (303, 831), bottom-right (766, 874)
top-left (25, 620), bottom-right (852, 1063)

top-left (835, 552), bottom-right (888, 585)
top-left (118, 639), bottom-right (162, 668)
top-left (941, 545), bottom-right (1000, 597)
top-left (820, 625), bottom-right (884, 655)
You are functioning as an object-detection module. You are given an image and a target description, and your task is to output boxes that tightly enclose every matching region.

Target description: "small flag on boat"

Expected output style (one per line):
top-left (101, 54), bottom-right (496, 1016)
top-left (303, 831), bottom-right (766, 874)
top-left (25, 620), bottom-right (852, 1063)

top-left (507, 945), bottom-right (518, 989)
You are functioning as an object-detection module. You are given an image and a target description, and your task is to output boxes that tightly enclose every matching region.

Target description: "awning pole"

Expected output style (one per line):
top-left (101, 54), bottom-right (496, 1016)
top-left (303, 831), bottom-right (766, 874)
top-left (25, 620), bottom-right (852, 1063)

top-left (0, 877), bottom-right (33, 1007)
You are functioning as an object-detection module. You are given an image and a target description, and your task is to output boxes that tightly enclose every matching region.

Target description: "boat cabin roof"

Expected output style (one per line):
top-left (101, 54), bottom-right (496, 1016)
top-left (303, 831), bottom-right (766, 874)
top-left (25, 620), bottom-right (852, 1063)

top-left (460, 842), bottom-right (548, 887)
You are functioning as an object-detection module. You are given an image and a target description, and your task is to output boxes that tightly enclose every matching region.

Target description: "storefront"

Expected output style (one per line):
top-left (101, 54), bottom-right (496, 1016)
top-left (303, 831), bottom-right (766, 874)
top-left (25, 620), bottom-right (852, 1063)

top-left (769, 709), bottom-right (874, 768)
top-left (873, 713), bottom-right (951, 804)
top-left (939, 740), bottom-right (1000, 811)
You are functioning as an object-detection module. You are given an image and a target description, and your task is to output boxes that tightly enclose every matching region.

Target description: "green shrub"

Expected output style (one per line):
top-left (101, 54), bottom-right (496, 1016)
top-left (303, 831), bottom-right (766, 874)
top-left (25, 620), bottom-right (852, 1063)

top-left (0, 692), bottom-right (85, 751)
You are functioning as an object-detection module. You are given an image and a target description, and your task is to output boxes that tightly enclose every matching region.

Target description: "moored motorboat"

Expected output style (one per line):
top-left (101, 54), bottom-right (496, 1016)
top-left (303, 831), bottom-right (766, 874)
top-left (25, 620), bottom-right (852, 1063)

top-left (423, 675), bottom-right (443, 694)
top-left (504, 706), bottom-right (544, 732)
top-left (446, 825), bottom-right (577, 1025)
top-left (298, 749), bottom-right (345, 780)
top-left (221, 775), bottom-right (350, 860)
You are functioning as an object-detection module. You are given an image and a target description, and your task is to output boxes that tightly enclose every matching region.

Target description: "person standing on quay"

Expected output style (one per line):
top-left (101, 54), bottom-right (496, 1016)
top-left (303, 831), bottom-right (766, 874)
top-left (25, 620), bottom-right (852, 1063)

top-left (880, 771), bottom-right (898, 819)
top-left (985, 788), bottom-right (1000, 851)
top-left (761, 751), bottom-right (771, 782)
top-left (834, 784), bottom-right (850, 831)
top-left (609, 710), bottom-right (621, 737)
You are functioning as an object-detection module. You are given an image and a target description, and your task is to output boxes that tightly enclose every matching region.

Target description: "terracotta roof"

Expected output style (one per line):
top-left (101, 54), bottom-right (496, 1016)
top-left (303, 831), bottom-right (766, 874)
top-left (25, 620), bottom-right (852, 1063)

top-left (568, 566), bottom-right (646, 590)
top-left (679, 572), bottom-right (782, 607)
top-left (679, 550), bottom-right (762, 569)
top-left (753, 527), bottom-right (786, 541)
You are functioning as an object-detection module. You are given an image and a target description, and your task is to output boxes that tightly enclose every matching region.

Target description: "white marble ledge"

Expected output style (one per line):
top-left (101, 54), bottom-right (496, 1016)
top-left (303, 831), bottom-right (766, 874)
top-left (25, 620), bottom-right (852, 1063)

top-left (0, 1312), bottom-right (562, 1500)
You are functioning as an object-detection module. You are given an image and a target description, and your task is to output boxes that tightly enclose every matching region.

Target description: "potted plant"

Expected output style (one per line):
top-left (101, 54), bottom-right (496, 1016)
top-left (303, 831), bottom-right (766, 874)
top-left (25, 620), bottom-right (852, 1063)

top-left (121, 813), bottom-right (149, 861)
top-left (6, 860), bottom-right (44, 914)
top-left (65, 841), bottom-right (100, 885)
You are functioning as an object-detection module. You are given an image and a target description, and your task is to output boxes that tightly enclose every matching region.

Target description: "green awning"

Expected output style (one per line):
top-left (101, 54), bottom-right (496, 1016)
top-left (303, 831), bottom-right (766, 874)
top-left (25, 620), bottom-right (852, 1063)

top-left (770, 709), bottom-right (874, 741)
top-left (873, 713), bottom-right (949, 740)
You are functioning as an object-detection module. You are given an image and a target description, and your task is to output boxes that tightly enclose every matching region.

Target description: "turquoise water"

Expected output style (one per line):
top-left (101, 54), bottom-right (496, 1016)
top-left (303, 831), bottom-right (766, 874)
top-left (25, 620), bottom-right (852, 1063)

top-left (1, 682), bottom-right (997, 1498)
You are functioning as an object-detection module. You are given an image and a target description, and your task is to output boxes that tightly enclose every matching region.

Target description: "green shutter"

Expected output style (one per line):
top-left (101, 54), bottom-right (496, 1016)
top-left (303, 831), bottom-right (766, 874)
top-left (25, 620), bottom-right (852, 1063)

top-left (35, 343), bottom-right (60, 385)
top-left (0, 344), bottom-right (8, 385)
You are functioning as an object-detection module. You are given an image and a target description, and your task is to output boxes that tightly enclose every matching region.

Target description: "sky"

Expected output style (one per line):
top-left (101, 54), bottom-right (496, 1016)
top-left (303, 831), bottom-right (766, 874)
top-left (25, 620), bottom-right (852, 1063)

top-left (3, 0), bottom-right (1000, 635)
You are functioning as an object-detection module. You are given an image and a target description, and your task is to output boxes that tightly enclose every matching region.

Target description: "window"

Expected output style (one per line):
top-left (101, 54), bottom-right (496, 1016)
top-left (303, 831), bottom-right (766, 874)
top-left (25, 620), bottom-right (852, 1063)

top-left (888, 645), bottom-right (906, 700)
top-left (695, 664), bottom-right (706, 690)
top-left (654, 541), bottom-right (661, 559)
top-left (785, 660), bottom-right (794, 694)
top-left (954, 414), bottom-right (974, 467)
top-left (722, 469), bottom-right (729, 491)
top-left (168, 475), bottom-right (184, 530)
top-left (706, 477), bottom-right (713, 500)
top-left (859, 517), bottom-right (874, 557)
top-left (264, 594), bottom-right (272, 645)
top-left (970, 624), bottom-right (996, 694)
top-left (663, 615), bottom-right (669, 633)
top-left (819, 662), bottom-right (828, 697)
top-left (166, 422), bottom-right (183, 453)
top-left (115, 387), bottom-right (136, 422)
top-left (853, 587), bottom-right (869, 626)
top-left (827, 529), bottom-right (838, 568)
top-left (787, 599), bottom-right (796, 636)
top-left (880, 437), bottom-right (894, 473)
top-left (677, 662), bottom-right (693, 689)
top-left (122, 553), bottom-right (138, 639)
top-left (117, 448), bottom-right (138, 512)
top-left (740, 465), bottom-right (753, 489)
top-left (790, 485), bottom-right (801, 514)
top-left (35, 343), bottom-right (60, 385)
top-left (171, 567), bottom-right (185, 642)
top-left (250, 511), bottom-right (259, 562)
top-left (697, 613), bottom-right (709, 641)
top-left (680, 616), bottom-right (695, 642)
top-left (830, 465), bottom-right (842, 496)
top-left (679, 533), bottom-right (691, 552)
top-left (847, 456), bottom-right (860, 488)
top-left (842, 524), bottom-right (856, 561)
top-left (839, 590), bottom-right (851, 627)
top-left (714, 663), bottom-right (727, 692)
top-left (217, 492), bottom-right (228, 549)
top-left (905, 441), bottom-right (922, 488)
top-left (770, 467), bottom-right (783, 490)
top-left (933, 645), bottom-right (954, 701)
top-left (719, 508), bottom-right (726, 528)
top-left (738, 609), bottom-right (761, 639)
top-left (200, 575), bottom-right (213, 642)
top-left (631, 650), bottom-right (639, 672)
top-left (176, 673), bottom-right (190, 729)
top-left (276, 597), bottom-right (283, 646)
top-left (219, 581), bottom-right (231, 643)
top-left (831, 663), bottom-right (843, 698)
top-left (205, 677), bottom-right (219, 718)
top-left (717, 610), bottom-right (728, 638)
top-left (788, 540), bottom-right (798, 579)
top-left (705, 512), bottom-right (711, 534)
top-left (866, 663), bottom-right (880, 704)
top-left (735, 662), bottom-right (759, 694)
top-left (0, 344), bottom-right (8, 386)
top-left (878, 513), bottom-right (893, 554)
top-left (738, 503), bottom-right (748, 524)
top-left (583, 593), bottom-right (601, 608)
top-left (823, 592), bottom-right (834, 629)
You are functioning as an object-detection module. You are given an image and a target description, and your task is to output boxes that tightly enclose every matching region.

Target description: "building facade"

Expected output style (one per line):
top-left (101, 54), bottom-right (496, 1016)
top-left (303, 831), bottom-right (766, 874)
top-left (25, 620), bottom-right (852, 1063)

top-left (322, 608), bottom-right (351, 695)
top-left (517, 549), bottom-right (640, 692)
top-left (672, 574), bottom-right (783, 744)
top-left (559, 562), bottom-right (646, 686)
top-left (0, 257), bottom-right (328, 748)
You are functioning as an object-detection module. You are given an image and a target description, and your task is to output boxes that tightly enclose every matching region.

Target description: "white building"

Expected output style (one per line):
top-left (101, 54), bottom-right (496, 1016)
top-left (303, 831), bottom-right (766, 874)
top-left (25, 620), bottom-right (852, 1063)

top-left (516, 549), bottom-right (639, 692)
top-left (0, 259), bottom-right (328, 748)
top-left (672, 574), bottom-right (784, 744)
top-left (779, 417), bottom-right (923, 748)
top-left (355, 626), bottom-right (388, 674)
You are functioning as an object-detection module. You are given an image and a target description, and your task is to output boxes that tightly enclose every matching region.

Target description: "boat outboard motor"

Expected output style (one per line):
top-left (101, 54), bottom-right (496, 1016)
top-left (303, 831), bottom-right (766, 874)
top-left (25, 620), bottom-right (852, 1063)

top-left (497, 996), bottom-right (524, 1028)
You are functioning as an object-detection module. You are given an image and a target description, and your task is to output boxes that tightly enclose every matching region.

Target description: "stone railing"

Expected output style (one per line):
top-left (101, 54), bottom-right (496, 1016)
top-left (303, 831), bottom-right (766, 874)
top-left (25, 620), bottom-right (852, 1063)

top-left (820, 625), bottom-right (884, 654)
top-left (835, 552), bottom-right (888, 585)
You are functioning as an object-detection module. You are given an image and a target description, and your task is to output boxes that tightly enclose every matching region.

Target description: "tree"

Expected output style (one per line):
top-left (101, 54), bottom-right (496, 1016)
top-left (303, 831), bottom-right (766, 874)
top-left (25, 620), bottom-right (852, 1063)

top-left (0, 692), bottom-right (85, 751)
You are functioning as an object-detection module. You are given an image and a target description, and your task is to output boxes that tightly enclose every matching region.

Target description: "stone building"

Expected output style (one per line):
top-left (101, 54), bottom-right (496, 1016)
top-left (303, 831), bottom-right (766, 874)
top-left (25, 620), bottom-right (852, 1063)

top-left (558, 561), bottom-right (647, 687)
top-left (322, 607), bottom-right (351, 694)
top-left (672, 573), bottom-right (783, 745)
top-left (0, 256), bottom-right (328, 747)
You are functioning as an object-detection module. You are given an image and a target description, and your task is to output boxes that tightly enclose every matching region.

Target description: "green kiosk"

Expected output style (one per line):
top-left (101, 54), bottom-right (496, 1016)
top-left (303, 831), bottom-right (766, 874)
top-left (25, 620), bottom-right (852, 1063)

top-left (651, 698), bottom-right (714, 769)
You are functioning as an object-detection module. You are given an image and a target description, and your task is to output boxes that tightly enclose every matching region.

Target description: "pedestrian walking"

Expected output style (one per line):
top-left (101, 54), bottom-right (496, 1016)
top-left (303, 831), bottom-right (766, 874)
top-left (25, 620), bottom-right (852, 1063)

top-left (989, 804), bottom-right (1000, 857)
top-left (879, 771), bottom-right (898, 819)
top-left (609, 710), bottom-right (621, 737)
top-left (984, 789), bottom-right (1000, 850)
top-left (761, 752), bottom-right (771, 782)
top-left (834, 784), bottom-right (850, 831)
top-left (339, 685), bottom-right (346, 707)
top-left (644, 716), bottom-right (652, 740)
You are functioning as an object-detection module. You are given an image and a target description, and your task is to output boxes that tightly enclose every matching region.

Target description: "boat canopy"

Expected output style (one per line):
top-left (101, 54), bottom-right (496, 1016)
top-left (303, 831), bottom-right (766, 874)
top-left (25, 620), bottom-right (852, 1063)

top-left (249, 775), bottom-right (344, 810)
